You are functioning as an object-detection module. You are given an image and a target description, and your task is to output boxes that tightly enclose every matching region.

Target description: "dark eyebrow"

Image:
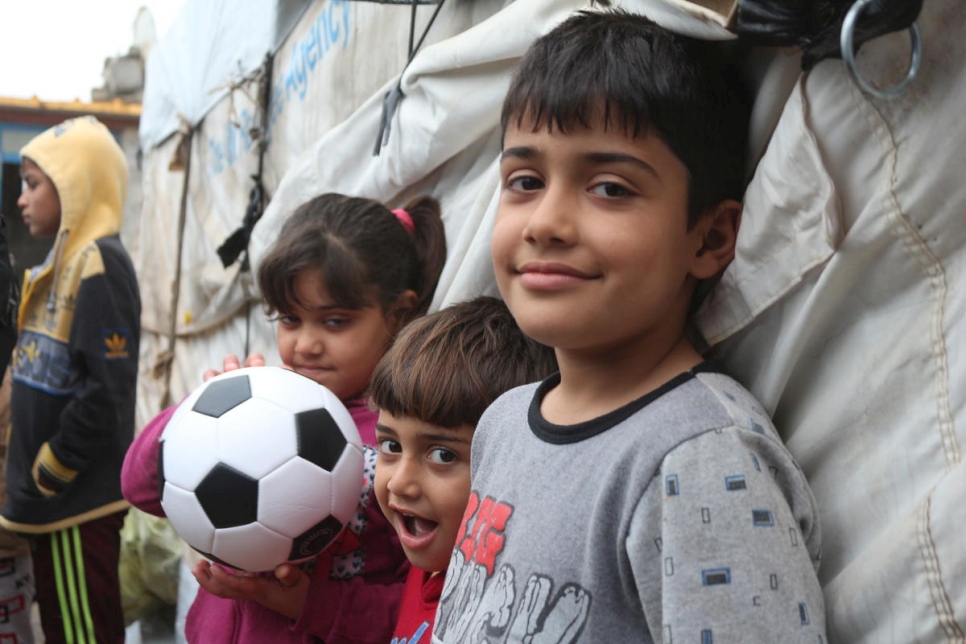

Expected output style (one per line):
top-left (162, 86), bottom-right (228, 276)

top-left (583, 152), bottom-right (659, 179)
top-left (374, 423), bottom-right (472, 446)
top-left (501, 147), bottom-right (659, 179)
top-left (423, 432), bottom-right (472, 446)
top-left (278, 304), bottom-right (338, 316)
top-left (501, 146), bottom-right (536, 161)
top-left (375, 423), bottom-right (397, 436)
top-left (290, 301), bottom-right (355, 313)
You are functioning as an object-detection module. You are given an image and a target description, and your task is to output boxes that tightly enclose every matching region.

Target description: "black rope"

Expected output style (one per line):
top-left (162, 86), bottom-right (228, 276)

top-left (217, 53), bottom-right (274, 268)
top-left (212, 53), bottom-right (274, 356)
top-left (373, 0), bottom-right (447, 155)
top-left (408, 0), bottom-right (418, 58)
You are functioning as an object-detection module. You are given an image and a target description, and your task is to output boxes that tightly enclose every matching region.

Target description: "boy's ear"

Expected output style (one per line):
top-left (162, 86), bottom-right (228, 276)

top-left (690, 199), bottom-right (742, 280)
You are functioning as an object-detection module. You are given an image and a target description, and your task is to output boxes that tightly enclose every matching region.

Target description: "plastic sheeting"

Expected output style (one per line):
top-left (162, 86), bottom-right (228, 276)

top-left (141, 1), bottom-right (274, 149)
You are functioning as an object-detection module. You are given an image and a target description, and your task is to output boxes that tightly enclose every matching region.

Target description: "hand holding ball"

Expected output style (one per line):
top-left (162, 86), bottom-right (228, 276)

top-left (158, 367), bottom-right (364, 572)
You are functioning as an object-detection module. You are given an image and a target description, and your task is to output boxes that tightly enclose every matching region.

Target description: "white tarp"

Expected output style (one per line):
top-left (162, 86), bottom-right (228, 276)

top-left (133, 0), bottom-right (965, 641)
top-left (695, 0), bottom-right (966, 640)
top-left (134, 0), bottom-right (513, 421)
top-left (139, 0), bottom-right (280, 149)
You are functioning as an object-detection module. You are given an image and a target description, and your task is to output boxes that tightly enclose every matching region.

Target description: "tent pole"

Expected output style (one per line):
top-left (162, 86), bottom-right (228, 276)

top-left (160, 129), bottom-right (194, 410)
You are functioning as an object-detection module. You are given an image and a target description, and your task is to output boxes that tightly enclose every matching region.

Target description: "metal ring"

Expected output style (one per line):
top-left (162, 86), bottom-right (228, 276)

top-left (840, 0), bottom-right (922, 99)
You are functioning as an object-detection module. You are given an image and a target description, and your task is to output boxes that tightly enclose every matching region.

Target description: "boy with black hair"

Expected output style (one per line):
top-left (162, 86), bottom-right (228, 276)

top-left (433, 10), bottom-right (826, 643)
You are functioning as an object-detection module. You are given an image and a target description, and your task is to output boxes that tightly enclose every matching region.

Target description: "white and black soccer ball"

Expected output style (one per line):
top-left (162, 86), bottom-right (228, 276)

top-left (158, 366), bottom-right (364, 572)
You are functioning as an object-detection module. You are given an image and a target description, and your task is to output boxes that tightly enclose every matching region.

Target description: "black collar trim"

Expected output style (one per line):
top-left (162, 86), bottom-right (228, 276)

top-left (528, 360), bottom-right (723, 445)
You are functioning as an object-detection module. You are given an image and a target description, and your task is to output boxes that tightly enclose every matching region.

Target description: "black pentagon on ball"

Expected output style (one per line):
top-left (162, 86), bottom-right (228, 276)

top-left (195, 463), bottom-right (259, 528)
top-left (289, 515), bottom-right (344, 561)
top-left (295, 408), bottom-right (347, 472)
top-left (192, 374), bottom-right (252, 418)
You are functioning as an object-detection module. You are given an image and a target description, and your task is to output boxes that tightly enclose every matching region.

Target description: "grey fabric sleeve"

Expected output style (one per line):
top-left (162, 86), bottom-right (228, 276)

top-left (632, 426), bottom-right (826, 643)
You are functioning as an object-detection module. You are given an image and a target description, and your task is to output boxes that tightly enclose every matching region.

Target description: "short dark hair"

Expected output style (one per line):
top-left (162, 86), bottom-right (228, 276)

top-left (257, 193), bottom-right (446, 322)
top-left (501, 9), bottom-right (751, 227)
top-left (369, 296), bottom-right (558, 429)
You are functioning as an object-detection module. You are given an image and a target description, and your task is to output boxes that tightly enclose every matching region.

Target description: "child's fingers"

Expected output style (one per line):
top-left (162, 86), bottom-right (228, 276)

top-left (206, 564), bottom-right (257, 600)
top-left (209, 564), bottom-right (234, 584)
top-left (202, 353), bottom-right (255, 382)
top-left (191, 560), bottom-right (213, 584)
top-left (243, 353), bottom-right (266, 368)
top-left (273, 563), bottom-right (304, 589)
top-left (267, 564), bottom-right (310, 618)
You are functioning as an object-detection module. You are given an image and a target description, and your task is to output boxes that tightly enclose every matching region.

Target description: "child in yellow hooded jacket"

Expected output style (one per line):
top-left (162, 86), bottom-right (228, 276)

top-left (2, 116), bottom-right (141, 644)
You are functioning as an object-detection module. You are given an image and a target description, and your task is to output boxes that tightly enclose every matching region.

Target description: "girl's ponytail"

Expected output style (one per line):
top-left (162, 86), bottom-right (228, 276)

top-left (400, 195), bottom-right (446, 320)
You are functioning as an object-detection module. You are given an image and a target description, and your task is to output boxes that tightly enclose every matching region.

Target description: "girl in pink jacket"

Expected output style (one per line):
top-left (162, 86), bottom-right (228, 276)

top-left (122, 193), bottom-right (447, 643)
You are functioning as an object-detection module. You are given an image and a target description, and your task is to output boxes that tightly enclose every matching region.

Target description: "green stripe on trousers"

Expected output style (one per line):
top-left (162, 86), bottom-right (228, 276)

top-left (51, 527), bottom-right (98, 644)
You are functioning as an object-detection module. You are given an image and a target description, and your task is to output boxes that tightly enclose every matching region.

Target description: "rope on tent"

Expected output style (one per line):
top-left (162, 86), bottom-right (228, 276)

top-left (373, 0), bottom-right (447, 156)
top-left (216, 53), bottom-right (274, 273)
top-left (214, 53), bottom-right (275, 357)
top-left (157, 122), bottom-right (194, 410)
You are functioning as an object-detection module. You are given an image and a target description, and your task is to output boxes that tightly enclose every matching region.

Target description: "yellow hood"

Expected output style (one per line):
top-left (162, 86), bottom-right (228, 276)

top-left (20, 116), bottom-right (128, 256)
top-left (18, 116), bottom-right (129, 328)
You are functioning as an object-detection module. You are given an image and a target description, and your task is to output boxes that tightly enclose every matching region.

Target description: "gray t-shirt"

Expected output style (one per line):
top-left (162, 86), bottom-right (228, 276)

top-left (433, 364), bottom-right (826, 643)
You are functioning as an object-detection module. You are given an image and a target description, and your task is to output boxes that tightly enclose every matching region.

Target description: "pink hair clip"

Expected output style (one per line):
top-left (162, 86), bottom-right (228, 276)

top-left (392, 208), bottom-right (416, 234)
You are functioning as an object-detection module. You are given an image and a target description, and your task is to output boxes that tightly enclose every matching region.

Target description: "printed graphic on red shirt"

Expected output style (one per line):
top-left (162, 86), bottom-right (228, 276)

top-left (435, 493), bottom-right (591, 643)
top-left (391, 622), bottom-right (430, 644)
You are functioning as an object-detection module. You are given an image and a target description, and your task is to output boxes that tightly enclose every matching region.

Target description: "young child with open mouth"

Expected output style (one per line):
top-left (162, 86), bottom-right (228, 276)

top-left (369, 296), bottom-right (556, 642)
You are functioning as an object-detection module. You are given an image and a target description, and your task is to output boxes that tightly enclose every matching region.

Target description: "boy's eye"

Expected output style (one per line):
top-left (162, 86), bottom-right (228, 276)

top-left (377, 439), bottom-right (401, 455)
top-left (590, 182), bottom-right (633, 198)
top-left (278, 314), bottom-right (299, 326)
top-left (506, 175), bottom-right (544, 192)
top-left (428, 448), bottom-right (457, 465)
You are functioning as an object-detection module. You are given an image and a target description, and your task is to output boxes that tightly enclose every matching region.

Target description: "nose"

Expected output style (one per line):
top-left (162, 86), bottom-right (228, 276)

top-left (17, 190), bottom-right (27, 209)
top-left (522, 184), bottom-right (576, 247)
top-left (293, 328), bottom-right (323, 357)
top-left (387, 456), bottom-right (421, 499)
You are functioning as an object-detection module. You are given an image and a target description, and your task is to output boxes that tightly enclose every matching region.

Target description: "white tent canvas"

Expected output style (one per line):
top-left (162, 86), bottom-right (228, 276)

top-left (132, 0), bottom-right (966, 641)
